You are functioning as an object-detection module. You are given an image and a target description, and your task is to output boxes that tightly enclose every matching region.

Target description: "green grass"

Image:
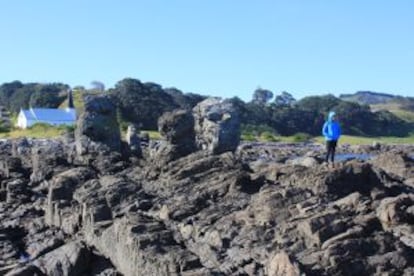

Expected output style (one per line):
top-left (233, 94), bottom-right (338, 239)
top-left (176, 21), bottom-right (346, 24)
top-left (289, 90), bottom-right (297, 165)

top-left (1, 122), bottom-right (412, 146)
top-left (370, 103), bottom-right (414, 123)
top-left (141, 130), bottom-right (162, 140)
top-left (58, 89), bottom-right (102, 113)
top-left (0, 123), bottom-right (72, 139)
top-left (313, 134), bottom-right (414, 145)
top-left (392, 110), bottom-right (414, 123)
top-left (241, 132), bottom-right (313, 143)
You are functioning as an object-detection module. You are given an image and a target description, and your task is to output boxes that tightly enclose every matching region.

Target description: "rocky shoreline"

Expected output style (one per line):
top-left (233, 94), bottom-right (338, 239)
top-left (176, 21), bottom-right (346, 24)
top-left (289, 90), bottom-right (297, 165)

top-left (1, 96), bottom-right (414, 275)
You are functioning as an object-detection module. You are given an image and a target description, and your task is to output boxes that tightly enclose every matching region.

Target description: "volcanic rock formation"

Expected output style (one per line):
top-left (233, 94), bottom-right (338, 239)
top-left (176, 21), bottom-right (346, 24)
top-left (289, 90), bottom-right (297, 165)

top-left (1, 96), bottom-right (414, 275)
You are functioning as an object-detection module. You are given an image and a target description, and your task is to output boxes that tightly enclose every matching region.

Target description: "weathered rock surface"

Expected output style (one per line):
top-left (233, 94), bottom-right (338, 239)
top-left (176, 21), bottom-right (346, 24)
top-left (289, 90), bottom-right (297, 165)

top-left (371, 150), bottom-right (414, 179)
top-left (1, 110), bottom-right (414, 275)
top-left (75, 95), bottom-right (121, 155)
top-left (193, 98), bottom-right (240, 154)
top-left (126, 124), bottom-right (142, 157)
top-left (152, 109), bottom-right (196, 164)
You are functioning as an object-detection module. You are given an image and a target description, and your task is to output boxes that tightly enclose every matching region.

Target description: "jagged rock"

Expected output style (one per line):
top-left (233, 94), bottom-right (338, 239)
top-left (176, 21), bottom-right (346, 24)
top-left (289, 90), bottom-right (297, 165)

top-left (75, 95), bottom-right (121, 155)
top-left (90, 151), bottom-right (127, 175)
top-left (376, 194), bottom-right (414, 230)
top-left (286, 156), bottom-right (320, 167)
top-left (30, 143), bottom-right (69, 184)
top-left (0, 157), bottom-right (25, 179)
top-left (46, 167), bottom-right (96, 232)
top-left (311, 161), bottom-right (384, 199)
top-left (153, 109), bottom-right (196, 164)
top-left (84, 214), bottom-right (205, 276)
top-left (11, 138), bottom-right (30, 158)
top-left (2, 137), bottom-right (414, 275)
top-left (193, 98), bottom-right (240, 154)
top-left (73, 175), bottom-right (143, 227)
top-left (266, 252), bottom-right (301, 276)
top-left (371, 151), bottom-right (414, 179)
top-left (126, 124), bottom-right (142, 157)
top-left (4, 264), bottom-right (44, 276)
top-left (31, 241), bottom-right (91, 276)
top-left (5, 179), bottom-right (29, 204)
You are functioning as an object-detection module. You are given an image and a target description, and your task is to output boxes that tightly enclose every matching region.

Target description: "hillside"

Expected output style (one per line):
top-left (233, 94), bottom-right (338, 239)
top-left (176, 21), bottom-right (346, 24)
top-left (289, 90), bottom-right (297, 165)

top-left (340, 91), bottom-right (414, 125)
top-left (340, 91), bottom-right (398, 105)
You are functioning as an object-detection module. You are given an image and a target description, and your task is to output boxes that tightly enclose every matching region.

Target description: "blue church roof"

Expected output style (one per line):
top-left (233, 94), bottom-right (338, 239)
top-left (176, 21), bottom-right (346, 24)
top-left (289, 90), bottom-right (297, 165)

top-left (22, 108), bottom-right (76, 122)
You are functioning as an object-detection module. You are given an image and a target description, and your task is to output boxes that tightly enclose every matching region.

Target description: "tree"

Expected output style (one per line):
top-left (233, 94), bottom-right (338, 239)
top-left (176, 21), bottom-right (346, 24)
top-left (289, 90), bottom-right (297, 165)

top-left (296, 94), bottom-right (340, 113)
top-left (9, 84), bottom-right (36, 112)
top-left (90, 81), bottom-right (105, 93)
top-left (29, 83), bottom-right (68, 108)
top-left (164, 88), bottom-right (206, 110)
top-left (0, 81), bottom-right (24, 109)
top-left (111, 78), bottom-right (179, 129)
top-left (252, 87), bottom-right (273, 105)
top-left (274, 91), bottom-right (296, 106)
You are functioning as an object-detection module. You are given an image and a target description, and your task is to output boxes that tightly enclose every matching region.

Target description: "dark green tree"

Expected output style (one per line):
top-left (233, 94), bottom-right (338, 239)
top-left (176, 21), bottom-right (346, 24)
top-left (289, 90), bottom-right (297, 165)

top-left (251, 88), bottom-right (274, 105)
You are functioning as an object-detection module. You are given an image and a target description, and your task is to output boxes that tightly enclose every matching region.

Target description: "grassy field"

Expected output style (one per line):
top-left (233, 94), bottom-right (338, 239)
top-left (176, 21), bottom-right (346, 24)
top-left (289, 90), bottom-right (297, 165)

top-left (370, 103), bottom-right (414, 123)
top-left (243, 132), bottom-right (414, 145)
top-left (313, 134), bottom-right (414, 145)
top-left (1, 124), bottom-right (412, 145)
top-left (0, 123), bottom-right (162, 141)
top-left (0, 123), bottom-right (72, 139)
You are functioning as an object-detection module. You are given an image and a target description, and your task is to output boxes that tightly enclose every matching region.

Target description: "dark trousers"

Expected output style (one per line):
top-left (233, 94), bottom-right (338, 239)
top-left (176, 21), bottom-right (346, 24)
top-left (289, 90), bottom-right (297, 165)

top-left (326, 140), bottom-right (337, 162)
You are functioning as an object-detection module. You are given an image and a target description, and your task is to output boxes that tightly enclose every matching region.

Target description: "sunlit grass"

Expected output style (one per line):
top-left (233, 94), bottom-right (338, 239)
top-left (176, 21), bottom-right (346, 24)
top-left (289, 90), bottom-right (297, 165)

top-left (0, 123), bottom-right (72, 139)
top-left (1, 124), bottom-right (412, 145)
top-left (58, 89), bottom-right (102, 113)
top-left (370, 103), bottom-right (414, 123)
top-left (313, 134), bottom-right (414, 145)
top-left (392, 110), bottom-right (414, 123)
top-left (241, 132), bottom-right (313, 143)
top-left (141, 130), bottom-right (162, 140)
top-left (242, 128), bottom-right (414, 145)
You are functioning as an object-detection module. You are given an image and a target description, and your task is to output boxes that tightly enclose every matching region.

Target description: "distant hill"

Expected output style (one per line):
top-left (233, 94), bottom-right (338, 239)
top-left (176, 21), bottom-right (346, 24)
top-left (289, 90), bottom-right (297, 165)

top-left (340, 91), bottom-right (414, 123)
top-left (339, 91), bottom-right (397, 105)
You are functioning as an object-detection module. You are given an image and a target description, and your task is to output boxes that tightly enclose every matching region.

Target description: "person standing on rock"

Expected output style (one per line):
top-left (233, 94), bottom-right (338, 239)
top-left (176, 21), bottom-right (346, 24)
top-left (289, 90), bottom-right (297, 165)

top-left (322, 111), bottom-right (341, 168)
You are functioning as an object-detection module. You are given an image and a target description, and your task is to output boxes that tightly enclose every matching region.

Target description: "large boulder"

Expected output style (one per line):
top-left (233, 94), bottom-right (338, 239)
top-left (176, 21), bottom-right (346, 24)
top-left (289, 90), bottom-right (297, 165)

top-left (193, 98), bottom-right (240, 154)
top-left (75, 95), bottom-right (121, 155)
top-left (152, 109), bottom-right (196, 163)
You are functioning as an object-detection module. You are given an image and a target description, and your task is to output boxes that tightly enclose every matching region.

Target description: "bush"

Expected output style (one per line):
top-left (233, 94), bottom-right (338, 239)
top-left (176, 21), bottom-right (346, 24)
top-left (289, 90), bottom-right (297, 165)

top-left (0, 124), bottom-right (9, 133)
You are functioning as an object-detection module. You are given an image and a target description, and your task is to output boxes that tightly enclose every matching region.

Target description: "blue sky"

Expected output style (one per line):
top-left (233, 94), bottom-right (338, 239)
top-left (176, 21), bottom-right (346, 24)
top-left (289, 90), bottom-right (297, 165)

top-left (0, 1), bottom-right (413, 101)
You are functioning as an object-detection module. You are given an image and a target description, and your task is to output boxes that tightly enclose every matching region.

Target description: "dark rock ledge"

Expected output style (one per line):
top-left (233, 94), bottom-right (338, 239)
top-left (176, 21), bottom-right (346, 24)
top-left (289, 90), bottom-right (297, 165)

top-left (1, 96), bottom-right (414, 275)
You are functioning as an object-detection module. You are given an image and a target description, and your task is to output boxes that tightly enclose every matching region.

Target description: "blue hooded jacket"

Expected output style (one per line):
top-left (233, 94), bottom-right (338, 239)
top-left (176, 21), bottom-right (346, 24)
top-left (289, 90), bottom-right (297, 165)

top-left (322, 111), bottom-right (341, 141)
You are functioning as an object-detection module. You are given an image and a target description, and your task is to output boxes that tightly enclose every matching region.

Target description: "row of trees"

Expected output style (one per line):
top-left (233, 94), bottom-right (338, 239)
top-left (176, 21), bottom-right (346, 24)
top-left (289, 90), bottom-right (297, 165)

top-left (0, 79), bottom-right (410, 137)
top-left (230, 92), bottom-right (409, 136)
top-left (0, 81), bottom-right (69, 113)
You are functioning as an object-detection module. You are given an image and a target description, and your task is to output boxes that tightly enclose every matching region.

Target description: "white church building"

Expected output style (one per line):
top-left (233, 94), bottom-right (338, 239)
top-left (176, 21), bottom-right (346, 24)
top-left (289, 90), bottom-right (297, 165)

top-left (16, 90), bottom-right (76, 129)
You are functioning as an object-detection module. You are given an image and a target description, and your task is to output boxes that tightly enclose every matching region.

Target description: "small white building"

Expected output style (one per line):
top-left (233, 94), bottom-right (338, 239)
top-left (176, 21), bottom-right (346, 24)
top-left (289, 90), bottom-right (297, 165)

top-left (16, 89), bottom-right (77, 129)
top-left (16, 107), bottom-right (76, 129)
